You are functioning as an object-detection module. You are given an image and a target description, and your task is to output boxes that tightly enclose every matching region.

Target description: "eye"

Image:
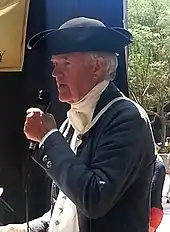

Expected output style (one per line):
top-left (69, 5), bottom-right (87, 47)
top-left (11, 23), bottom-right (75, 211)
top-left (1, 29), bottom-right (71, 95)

top-left (63, 60), bottom-right (71, 66)
top-left (51, 61), bottom-right (57, 68)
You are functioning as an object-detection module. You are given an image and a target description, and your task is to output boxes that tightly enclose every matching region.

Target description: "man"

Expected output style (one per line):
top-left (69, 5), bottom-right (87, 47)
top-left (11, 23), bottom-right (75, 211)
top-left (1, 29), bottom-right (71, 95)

top-left (150, 157), bottom-right (165, 231)
top-left (1, 17), bottom-right (155, 232)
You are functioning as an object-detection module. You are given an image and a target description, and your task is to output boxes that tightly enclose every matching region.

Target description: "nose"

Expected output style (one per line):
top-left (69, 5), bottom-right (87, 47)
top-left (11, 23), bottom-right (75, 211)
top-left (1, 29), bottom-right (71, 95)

top-left (52, 63), bottom-right (65, 78)
top-left (52, 66), bottom-right (57, 78)
top-left (52, 67), bottom-right (65, 85)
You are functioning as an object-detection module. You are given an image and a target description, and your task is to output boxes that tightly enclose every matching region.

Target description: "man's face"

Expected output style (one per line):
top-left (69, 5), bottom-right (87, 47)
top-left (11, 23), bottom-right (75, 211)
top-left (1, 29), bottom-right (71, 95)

top-left (51, 52), bottom-right (101, 104)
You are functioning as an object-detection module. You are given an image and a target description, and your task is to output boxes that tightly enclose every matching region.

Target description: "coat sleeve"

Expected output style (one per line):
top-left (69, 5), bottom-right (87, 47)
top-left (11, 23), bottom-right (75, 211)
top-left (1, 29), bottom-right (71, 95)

top-left (32, 107), bottom-right (154, 219)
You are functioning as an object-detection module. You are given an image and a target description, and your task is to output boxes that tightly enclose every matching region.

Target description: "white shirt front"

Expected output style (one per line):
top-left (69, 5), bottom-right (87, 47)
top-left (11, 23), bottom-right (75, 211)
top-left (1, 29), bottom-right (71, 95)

top-left (48, 129), bottom-right (80, 232)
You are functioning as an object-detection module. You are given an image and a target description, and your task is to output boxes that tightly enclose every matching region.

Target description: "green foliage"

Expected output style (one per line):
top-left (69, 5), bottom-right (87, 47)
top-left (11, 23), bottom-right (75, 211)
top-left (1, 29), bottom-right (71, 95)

top-left (128, 0), bottom-right (170, 115)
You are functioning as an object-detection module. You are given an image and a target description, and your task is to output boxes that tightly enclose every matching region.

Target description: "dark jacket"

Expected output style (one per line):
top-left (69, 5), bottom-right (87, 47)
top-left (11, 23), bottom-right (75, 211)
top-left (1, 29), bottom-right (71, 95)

top-left (151, 159), bottom-right (165, 209)
top-left (31, 82), bottom-right (155, 232)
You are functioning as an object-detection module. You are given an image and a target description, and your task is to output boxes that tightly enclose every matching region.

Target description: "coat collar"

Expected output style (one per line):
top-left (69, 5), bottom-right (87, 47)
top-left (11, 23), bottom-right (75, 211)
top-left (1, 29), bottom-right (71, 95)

top-left (63, 82), bottom-right (124, 140)
top-left (92, 82), bottom-right (124, 119)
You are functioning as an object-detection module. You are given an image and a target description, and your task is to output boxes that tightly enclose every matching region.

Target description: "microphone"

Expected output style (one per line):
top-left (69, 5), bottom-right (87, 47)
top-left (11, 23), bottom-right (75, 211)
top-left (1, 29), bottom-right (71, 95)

top-left (25, 90), bottom-right (51, 232)
top-left (29, 90), bottom-right (51, 151)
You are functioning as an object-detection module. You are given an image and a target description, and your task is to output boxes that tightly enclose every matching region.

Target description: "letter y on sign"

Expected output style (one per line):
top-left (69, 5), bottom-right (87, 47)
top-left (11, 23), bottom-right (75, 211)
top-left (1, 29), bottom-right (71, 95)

top-left (0, 50), bottom-right (6, 62)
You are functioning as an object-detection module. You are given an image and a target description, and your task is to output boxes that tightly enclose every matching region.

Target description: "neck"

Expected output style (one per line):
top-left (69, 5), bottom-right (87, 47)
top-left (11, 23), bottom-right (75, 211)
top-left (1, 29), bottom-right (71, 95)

top-left (71, 80), bottom-right (110, 107)
top-left (67, 80), bottom-right (110, 134)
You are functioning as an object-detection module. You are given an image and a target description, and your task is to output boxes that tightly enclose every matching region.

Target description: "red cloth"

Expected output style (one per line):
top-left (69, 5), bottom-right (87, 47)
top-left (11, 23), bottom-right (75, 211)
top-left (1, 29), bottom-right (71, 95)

top-left (149, 207), bottom-right (163, 231)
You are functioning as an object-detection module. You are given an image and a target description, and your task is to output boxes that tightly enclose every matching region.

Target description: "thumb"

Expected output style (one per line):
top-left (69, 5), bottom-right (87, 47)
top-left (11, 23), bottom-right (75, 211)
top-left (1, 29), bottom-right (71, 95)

top-left (44, 113), bottom-right (57, 126)
top-left (46, 113), bottom-right (55, 120)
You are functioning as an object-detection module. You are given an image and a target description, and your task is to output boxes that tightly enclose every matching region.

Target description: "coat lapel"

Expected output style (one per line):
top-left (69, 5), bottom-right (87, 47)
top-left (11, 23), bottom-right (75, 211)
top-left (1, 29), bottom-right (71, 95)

top-left (92, 82), bottom-right (123, 119)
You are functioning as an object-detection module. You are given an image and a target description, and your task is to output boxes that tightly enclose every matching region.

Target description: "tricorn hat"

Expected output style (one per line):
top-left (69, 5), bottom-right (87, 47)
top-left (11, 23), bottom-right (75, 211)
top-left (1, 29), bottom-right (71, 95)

top-left (27, 17), bottom-right (133, 55)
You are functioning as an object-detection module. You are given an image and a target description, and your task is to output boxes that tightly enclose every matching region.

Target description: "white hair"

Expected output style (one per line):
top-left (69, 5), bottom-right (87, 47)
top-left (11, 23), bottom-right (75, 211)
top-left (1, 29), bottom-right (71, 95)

top-left (86, 52), bottom-right (118, 80)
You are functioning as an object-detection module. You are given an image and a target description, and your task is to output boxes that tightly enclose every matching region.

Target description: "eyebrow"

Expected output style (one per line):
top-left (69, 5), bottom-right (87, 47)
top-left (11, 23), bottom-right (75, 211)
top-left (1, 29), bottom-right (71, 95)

top-left (52, 53), bottom-right (72, 58)
top-left (51, 56), bottom-right (68, 61)
top-left (51, 55), bottom-right (75, 63)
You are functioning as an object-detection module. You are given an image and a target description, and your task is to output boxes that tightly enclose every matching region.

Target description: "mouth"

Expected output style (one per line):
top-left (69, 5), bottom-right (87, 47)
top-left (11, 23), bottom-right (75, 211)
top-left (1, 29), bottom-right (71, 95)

top-left (58, 84), bottom-right (67, 89)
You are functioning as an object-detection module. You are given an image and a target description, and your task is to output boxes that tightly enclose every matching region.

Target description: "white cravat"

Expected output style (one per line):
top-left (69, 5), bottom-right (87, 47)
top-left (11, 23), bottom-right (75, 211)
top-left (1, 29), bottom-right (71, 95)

top-left (67, 80), bottom-right (110, 135)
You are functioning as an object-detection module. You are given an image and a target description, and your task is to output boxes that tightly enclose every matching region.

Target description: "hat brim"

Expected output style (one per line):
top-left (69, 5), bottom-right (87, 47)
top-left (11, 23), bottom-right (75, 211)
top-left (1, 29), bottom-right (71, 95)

top-left (27, 26), bottom-right (133, 55)
top-left (0, 187), bottom-right (3, 197)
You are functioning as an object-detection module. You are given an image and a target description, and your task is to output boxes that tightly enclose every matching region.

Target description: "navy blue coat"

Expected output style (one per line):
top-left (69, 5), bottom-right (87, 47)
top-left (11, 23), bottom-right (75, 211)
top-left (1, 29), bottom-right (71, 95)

top-left (31, 82), bottom-right (155, 232)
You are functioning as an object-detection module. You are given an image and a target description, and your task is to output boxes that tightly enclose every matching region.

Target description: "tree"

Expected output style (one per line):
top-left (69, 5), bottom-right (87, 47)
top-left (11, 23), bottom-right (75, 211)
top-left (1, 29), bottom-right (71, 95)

top-left (128, 0), bottom-right (170, 149)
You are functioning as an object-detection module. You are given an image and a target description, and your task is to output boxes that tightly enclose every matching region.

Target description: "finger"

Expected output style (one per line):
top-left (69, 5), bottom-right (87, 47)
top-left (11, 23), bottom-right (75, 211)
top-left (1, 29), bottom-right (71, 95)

top-left (45, 113), bottom-right (54, 120)
top-left (26, 112), bottom-right (34, 118)
top-left (26, 111), bottom-right (44, 124)
top-left (26, 108), bottom-right (43, 114)
top-left (46, 113), bottom-right (55, 120)
top-left (26, 112), bottom-right (43, 121)
top-left (26, 112), bottom-right (43, 119)
top-left (46, 113), bottom-right (53, 116)
top-left (23, 126), bottom-right (35, 140)
top-left (26, 107), bottom-right (36, 114)
top-left (24, 117), bottom-right (43, 132)
top-left (23, 123), bottom-right (31, 135)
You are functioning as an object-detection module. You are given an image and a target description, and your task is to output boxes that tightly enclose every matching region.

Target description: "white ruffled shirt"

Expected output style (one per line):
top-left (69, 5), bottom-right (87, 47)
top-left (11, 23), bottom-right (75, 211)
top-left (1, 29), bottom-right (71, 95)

top-left (40, 80), bottom-right (110, 232)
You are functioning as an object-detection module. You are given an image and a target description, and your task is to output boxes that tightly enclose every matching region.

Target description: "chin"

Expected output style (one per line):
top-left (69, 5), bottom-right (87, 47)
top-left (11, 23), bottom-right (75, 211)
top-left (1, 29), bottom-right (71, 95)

top-left (58, 95), bottom-right (73, 104)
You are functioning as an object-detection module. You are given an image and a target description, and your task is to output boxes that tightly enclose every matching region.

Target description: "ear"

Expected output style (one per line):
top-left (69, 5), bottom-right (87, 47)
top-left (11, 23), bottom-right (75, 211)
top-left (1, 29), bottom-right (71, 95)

top-left (92, 57), bottom-right (105, 80)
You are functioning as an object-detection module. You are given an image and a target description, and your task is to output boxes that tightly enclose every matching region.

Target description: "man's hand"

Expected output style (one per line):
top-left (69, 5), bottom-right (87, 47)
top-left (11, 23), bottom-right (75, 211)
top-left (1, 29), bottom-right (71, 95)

top-left (24, 108), bottom-right (57, 142)
top-left (0, 224), bottom-right (26, 232)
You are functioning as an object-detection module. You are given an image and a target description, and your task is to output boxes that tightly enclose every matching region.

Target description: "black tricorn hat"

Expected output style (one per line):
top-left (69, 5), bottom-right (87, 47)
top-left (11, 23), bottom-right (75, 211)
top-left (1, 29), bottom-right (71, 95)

top-left (27, 17), bottom-right (133, 55)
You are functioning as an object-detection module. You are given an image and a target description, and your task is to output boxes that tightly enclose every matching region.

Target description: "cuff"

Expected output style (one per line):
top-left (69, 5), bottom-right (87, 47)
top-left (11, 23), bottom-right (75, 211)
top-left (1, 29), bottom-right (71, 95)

top-left (39, 129), bottom-right (58, 148)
